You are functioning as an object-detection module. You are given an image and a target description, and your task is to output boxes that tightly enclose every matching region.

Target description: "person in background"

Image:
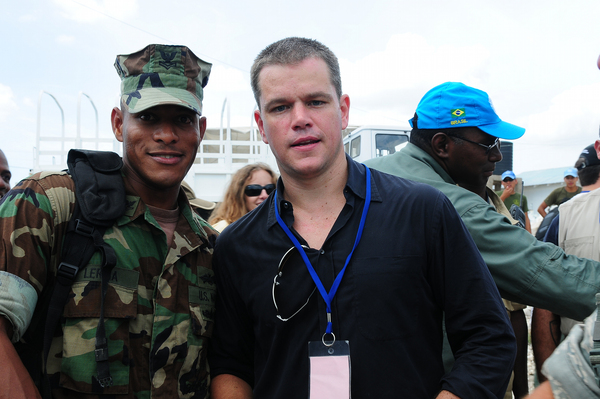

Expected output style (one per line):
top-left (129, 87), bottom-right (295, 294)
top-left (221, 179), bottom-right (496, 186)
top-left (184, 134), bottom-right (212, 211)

top-left (525, 47), bottom-right (600, 399)
top-left (463, 173), bottom-right (530, 398)
top-left (497, 170), bottom-right (532, 233)
top-left (496, 171), bottom-right (531, 398)
top-left (531, 141), bottom-right (600, 384)
top-left (528, 138), bottom-right (600, 399)
top-left (0, 150), bottom-right (11, 199)
top-left (543, 145), bottom-right (600, 247)
top-left (208, 163), bottom-right (277, 232)
top-left (537, 168), bottom-right (581, 218)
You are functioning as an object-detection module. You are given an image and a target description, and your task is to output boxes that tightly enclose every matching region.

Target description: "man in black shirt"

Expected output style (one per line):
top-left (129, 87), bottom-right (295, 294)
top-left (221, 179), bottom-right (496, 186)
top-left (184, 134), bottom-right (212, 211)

top-left (209, 37), bottom-right (515, 399)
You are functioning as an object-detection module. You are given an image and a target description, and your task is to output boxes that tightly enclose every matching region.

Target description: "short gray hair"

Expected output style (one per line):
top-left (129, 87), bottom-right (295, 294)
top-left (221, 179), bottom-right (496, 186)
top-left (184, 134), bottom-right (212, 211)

top-left (250, 37), bottom-right (342, 108)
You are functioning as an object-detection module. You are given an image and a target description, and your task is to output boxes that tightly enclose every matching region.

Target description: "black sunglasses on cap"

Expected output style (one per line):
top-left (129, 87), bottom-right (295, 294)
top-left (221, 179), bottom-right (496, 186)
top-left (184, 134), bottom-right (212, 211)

top-left (244, 184), bottom-right (275, 197)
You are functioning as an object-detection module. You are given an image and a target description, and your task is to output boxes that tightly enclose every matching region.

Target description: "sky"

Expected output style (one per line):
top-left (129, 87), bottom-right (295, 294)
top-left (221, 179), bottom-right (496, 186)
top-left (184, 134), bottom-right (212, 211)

top-left (2, 0), bottom-right (600, 185)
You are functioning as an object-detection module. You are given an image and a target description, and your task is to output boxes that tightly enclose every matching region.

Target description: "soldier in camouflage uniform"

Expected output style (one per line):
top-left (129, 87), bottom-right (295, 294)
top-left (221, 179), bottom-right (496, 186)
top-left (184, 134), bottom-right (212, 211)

top-left (0, 44), bottom-right (218, 398)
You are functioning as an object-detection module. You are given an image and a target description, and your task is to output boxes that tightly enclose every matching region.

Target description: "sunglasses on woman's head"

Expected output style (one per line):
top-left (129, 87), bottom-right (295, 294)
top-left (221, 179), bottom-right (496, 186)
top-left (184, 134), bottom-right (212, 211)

top-left (244, 184), bottom-right (276, 197)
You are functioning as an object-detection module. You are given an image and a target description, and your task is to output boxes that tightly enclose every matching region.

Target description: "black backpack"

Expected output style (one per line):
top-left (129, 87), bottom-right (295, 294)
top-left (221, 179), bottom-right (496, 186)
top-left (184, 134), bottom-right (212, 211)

top-left (14, 149), bottom-right (126, 397)
top-left (534, 194), bottom-right (576, 241)
top-left (535, 206), bottom-right (560, 241)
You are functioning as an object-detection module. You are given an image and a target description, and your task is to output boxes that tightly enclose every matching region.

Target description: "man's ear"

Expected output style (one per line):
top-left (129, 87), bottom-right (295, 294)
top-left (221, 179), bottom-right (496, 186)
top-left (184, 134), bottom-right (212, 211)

top-left (255, 109), bottom-right (268, 144)
top-left (339, 94), bottom-right (350, 130)
top-left (199, 116), bottom-right (207, 141)
top-left (430, 132), bottom-right (452, 160)
top-left (111, 107), bottom-right (124, 143)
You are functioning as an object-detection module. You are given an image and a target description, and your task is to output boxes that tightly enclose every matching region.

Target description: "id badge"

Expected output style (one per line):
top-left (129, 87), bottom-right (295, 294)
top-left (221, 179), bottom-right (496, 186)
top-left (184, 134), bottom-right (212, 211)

top-left (308, 340), bottom-right (351, 399)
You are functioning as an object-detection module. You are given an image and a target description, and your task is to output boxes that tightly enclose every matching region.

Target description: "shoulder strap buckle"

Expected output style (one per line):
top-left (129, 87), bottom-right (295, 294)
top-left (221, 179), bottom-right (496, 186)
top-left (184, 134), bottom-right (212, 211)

top-left (56, 262), bottom-right (79, 282)
top-left (75, 219), bottom-right (95, 237)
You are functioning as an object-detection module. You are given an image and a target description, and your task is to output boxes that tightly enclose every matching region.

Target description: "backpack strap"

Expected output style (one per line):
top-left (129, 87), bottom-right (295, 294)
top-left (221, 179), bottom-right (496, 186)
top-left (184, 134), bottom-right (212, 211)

top-left (41, 149), bottom-right (125, 395)
top-left (41, 207), bottom-right (106, 395)
top-left (93, 235), bottom-right (119, 388)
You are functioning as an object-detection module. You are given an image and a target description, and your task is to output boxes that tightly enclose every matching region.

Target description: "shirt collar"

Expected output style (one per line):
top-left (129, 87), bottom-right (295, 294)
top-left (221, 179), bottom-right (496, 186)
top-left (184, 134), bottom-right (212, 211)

top-left (403, 143), bottom-right (457, 185)
top-left (266, 154), bottom-right (382, 229)
top-left (486, 186), bottom-right (518, 225)
top-left (118, 184), bottom-right (211, 245)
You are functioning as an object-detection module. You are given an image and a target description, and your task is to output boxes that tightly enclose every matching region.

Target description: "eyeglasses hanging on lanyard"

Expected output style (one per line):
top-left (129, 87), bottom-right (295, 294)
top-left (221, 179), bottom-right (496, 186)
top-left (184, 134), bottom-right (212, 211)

top-left (273, 165), bottom-right (372, 346)
top-left (272, 244), bottom-right (316, 322)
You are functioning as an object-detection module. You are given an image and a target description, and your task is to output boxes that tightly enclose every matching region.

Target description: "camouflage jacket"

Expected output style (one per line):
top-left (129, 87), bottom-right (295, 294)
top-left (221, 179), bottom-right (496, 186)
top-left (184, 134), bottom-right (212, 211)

top-left (0, 171), bottom-right (217, 398)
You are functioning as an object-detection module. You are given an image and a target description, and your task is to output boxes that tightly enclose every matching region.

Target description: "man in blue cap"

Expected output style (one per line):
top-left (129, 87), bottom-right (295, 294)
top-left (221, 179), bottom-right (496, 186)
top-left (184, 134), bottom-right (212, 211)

top-left (537, 168), bottom-right (582, 218)
top-left (366, 82), bottom-right (600, 397)
top-left (497, 170), bottom-right (531, 233)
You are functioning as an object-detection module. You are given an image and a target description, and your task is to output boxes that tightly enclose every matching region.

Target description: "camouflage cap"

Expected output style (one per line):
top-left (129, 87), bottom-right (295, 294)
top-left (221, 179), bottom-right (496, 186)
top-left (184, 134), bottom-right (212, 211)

top-left (114, 44), bottom-right (212, 114)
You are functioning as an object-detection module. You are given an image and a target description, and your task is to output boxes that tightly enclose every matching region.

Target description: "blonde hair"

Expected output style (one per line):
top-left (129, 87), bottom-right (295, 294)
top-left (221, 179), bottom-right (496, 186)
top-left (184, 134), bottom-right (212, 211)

top-left (209, 163), bottom-right (277, 225)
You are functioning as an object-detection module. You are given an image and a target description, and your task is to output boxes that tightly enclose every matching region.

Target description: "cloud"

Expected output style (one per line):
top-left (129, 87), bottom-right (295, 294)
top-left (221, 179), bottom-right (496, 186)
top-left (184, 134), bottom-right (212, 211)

top-left (53, 0), bottom-right (138, 23)
top-left (0, 84), bottom-right (19, 122)
top-left (340, 33), bottom-right (491, 125)
top-left (341, 33), bottom-right (490, 94)
top-left (207, 64), bottom-right (249, 93)
top-left (523, 83), bottom-right (600, 143)
top-left (201, 64), bottom-right (257, 128)
top-left (511, 83), bottom-right (600, 173)
top-left (56, 34), bottom-right (75, 44)
top-left (22, 97), bottom-right (36, 109)
top-left (18, 14), bottom-right (37, 23)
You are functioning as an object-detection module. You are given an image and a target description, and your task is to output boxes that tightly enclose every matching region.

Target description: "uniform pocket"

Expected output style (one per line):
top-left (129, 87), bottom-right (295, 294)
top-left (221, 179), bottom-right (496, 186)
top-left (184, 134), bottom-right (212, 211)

top-left (177, 267), bottom-right (215, 397)
top-left (188, 266), bottom-right (216, 338)
top-left (59, 266), bottom-right (139, 394)
top-left (563, 236), bottom-right (595, 260)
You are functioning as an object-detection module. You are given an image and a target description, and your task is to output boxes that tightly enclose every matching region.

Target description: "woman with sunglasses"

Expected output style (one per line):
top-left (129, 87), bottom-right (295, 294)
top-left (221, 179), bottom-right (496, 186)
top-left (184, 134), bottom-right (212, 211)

top-left (209, 163), bottom-right (277, 232)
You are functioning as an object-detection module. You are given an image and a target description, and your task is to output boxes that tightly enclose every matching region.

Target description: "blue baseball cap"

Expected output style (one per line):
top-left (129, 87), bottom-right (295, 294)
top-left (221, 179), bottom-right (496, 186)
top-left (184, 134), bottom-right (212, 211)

top-left (564, 168), bottom-right (578, 178)
top-left (501, 170), bottom-right (516, 181)
top-left (409, 82), bottom-right (526, 140)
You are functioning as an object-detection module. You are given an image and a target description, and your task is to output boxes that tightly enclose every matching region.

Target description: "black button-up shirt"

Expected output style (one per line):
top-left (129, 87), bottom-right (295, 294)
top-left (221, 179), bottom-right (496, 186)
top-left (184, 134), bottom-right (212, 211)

top-left (210, 156), bottom-right (515, 398)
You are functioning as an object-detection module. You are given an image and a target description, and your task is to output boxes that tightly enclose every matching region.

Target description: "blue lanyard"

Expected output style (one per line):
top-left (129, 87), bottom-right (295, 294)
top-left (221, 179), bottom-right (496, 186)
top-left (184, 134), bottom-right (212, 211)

top-left (273, 165), bottom-right (371, 336)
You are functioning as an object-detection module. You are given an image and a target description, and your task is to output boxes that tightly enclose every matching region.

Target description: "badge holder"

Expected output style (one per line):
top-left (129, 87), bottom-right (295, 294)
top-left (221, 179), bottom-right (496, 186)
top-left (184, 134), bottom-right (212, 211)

top-left (308, 334), bottom-right (351, 399)
top-left (274, 166), bottom-right (371, 399)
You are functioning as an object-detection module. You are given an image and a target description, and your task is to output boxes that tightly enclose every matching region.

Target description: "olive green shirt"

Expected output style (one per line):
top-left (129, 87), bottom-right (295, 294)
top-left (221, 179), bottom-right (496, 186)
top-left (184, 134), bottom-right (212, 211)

top-left (366, 143), bottom-right (600, 320)
top-left (544, 186), bottom-right (582, 207)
